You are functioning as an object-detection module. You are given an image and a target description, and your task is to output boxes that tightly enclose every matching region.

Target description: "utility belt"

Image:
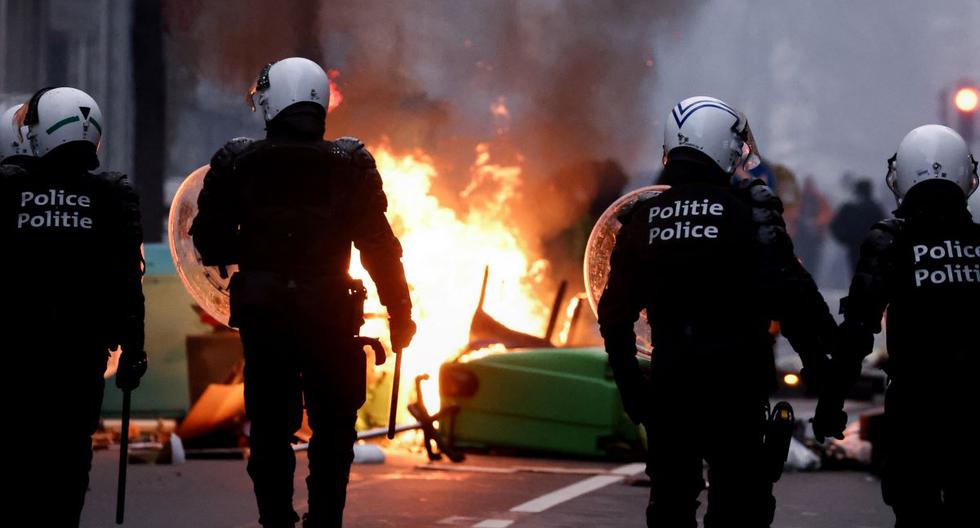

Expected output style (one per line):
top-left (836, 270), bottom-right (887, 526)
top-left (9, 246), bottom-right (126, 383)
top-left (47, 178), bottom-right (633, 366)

top-left (228, 269), bottom-right (367, 332)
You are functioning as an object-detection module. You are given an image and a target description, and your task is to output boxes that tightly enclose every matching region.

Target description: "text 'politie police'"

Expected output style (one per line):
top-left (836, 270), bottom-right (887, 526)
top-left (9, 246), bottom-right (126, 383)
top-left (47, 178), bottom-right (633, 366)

top-left (648, 198), bottom-right (724, 243)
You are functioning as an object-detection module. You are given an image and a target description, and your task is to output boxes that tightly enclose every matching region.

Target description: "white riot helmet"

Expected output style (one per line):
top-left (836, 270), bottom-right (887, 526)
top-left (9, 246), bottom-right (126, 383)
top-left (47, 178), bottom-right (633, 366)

top-left (0, 104), bottom-right (32, 162)
top-left (663, 96), bottom-right (761, 174)
top-left (22, 87), bottom-right (103, 157)
top-left (886, 124), bottom-right (979, 202)
top-left (247, 57), bottom-right (330, 121)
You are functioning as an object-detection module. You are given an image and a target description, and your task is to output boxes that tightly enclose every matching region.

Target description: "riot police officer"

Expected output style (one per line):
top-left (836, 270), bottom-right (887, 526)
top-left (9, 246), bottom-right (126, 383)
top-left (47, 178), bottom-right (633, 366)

top-left (191, 57), bottom-right (415, 528)
top-left (1, 87), bottom-right (146, 526)
top-left (598, 96), bottom-right (836, 527)
top-left (815, 125), bottom-right (980, 527)
top-left (0, 103), bottom-right (35, 170)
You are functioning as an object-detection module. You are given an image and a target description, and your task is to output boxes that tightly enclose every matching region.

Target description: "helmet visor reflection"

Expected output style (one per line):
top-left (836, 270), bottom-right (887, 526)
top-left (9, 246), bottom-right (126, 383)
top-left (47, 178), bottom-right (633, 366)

top-left (733, 114), bottom-right (761, 170)
top-left (245, 83), bottom-right (258, 112)
top-left (245, 62), bottom-right (274, 112)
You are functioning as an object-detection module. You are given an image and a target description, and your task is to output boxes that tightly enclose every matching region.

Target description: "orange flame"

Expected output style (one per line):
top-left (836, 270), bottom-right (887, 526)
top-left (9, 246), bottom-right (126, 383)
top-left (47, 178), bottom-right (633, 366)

top-left (490, 96), bottom-right (510, 135)
top-left (328, 69), bottom-right (344, 114)
top-left (349, 141), bottom-right (550, 412)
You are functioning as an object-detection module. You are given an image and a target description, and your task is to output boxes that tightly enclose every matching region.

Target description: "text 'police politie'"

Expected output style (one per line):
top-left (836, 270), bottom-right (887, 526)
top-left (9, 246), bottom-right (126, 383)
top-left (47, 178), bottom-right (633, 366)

top-left (912, 240), bottom-right (980, 287)
top-left (17, 189), bottom-right (94, 229)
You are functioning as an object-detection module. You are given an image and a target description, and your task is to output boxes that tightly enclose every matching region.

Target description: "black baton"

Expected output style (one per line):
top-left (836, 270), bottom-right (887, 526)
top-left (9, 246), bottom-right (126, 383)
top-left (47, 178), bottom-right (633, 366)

top-left (116, 389), bottom-right (132, 524)
top-left (387, 347), bottom-right (403, 439)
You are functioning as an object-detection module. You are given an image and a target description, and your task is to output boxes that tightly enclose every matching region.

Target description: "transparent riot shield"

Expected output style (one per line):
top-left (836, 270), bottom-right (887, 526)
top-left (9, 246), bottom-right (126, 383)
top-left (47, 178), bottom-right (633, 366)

top-left (168, 165), bottom-right (235, 326)
top-left (582, 185), bottom-right (670, 358)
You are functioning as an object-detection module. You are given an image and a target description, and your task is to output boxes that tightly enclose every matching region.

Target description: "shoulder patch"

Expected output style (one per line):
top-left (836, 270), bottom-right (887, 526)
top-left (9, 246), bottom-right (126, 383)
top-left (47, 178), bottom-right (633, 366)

top-left (210, 137), bottom-right (254, 170)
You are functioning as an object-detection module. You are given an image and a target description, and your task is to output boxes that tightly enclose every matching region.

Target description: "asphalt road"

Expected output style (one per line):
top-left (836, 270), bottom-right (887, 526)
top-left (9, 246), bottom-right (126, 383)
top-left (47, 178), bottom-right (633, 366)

top-left (79, 447), bottom-right (892, 527)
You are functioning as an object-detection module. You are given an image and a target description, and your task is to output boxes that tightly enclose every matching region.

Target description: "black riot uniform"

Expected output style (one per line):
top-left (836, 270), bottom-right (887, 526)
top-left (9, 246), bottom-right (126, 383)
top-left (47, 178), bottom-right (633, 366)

top-left (191, 102), bottom-right (413, 528)
top-left (833, 179), bottom-right (980, 526)
top-left (598, 152), bottom-right (835, 528)
top-left (0, 142), bottom-right (145, 526)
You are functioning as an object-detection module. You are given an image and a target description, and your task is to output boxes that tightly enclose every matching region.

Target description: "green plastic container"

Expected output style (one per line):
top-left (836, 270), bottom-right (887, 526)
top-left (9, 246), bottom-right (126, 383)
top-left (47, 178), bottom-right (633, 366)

top-left (440, 347), bottom-right (643, 458)
top-left (101, 243), bottom-right (210, 418)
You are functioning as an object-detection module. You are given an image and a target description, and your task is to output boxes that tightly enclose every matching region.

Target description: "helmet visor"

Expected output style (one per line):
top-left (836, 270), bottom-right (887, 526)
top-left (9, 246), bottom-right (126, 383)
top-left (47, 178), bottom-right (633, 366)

top-left (245, 62), bottom-right (274, 112)
top-left (885, 153), bottom-right (900, 199)
top-left (12, 103), bottom-right (29, 142)
top-left (733, 113), bottom-right (761, 171)
top-left (245, 82), bottom-right (258, 112)
top-left (969, 154), bottom-right (979, 197)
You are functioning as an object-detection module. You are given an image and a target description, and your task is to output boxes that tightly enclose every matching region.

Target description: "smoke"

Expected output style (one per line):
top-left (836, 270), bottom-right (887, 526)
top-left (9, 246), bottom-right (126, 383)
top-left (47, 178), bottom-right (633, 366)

top-left (164, 0), bottom-right (325, 84)
top-left (164, 0), bottom-right (701, 285)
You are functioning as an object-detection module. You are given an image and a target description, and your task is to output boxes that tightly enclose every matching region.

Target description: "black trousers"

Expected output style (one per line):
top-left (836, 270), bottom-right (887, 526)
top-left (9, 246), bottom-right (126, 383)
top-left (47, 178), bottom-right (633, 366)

top-left (237, 302), bottom-right (365, 528)
top-left (643, 347), bottom-right (774, 528)
top-left (7, 326), bottom-right (107, 527)
top-left (881, 378), bottom-right (976, 527)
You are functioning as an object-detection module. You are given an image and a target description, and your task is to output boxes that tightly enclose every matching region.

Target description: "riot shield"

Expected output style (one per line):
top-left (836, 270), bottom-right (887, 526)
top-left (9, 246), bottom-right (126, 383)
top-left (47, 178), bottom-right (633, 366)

top-left (168, 165), bottom-right (235, 326)
top-left (582, 185), bottom-right (670, 358)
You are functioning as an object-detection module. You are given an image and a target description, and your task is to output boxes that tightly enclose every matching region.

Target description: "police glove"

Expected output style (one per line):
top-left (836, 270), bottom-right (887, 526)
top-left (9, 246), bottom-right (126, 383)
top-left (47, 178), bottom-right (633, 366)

top-left (389, 315), bottom-right (416, 352)
top-left (811, 366), bottom-right (860, 443)
top-left (116, 348), bottom-right (148, 391)
top-left (608, 354), bottom-right (650, 425)
top-left (811, 322), bottom-right (869, 442)
top-left (811, 398), bottom-right (847, 443)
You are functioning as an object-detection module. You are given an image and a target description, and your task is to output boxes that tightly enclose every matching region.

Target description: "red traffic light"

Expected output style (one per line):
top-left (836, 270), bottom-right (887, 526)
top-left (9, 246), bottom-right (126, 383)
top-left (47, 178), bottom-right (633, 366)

top-left (955, 86), bottom-right (979, 113)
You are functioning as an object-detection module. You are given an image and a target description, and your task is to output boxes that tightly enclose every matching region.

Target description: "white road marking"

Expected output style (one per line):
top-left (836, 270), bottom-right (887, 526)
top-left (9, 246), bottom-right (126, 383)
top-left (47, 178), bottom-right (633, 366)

top-left (418, 463), bottom-right (644, 476)
top-left (472, 520), bottom-right (514, 528)
top-left (509, 463), bottom-right (645, 514)
top-left (611, 462), bottom-right (646, 475)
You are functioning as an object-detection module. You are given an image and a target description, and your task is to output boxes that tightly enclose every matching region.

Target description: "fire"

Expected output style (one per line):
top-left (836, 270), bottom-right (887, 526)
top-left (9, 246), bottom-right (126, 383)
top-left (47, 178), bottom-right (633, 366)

top-left (490, 96), bottom-right (510, 135)
top-left (327, 69), bottom-right (344, 113)
top-left (349, 141), bottom-right (550, 414)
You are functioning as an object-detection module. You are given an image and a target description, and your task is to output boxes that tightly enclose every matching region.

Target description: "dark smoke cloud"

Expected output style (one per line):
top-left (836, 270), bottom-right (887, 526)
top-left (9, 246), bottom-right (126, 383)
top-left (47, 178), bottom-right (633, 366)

top-left (164, 0), bottom-right (701, 285)
top-left (164, 0), bottom-right (324, 84)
